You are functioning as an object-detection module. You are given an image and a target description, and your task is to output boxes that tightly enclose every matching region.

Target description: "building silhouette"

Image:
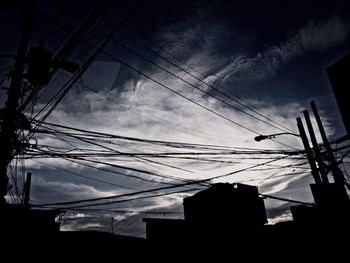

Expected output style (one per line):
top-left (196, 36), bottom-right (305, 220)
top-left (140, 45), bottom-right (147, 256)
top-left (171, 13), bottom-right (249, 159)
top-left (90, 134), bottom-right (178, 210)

top-left (144, 183), bottom-right (267, 242)
top-left (144, 182), bottom-right (272, 250)
top-left (327, 53), bottom-right (350, 137)
top-left (143, 182), bottom-right (350, 258)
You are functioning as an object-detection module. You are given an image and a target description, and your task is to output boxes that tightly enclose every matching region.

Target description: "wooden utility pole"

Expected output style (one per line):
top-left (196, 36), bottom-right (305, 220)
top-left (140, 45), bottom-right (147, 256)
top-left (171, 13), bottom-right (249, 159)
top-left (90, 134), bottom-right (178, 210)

top-left (0, 1), bottom-right (36, 206)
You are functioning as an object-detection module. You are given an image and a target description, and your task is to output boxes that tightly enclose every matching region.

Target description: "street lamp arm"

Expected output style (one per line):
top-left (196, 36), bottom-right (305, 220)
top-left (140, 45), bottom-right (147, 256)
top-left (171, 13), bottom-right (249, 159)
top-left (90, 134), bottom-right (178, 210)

top-left (254, 132), bottom-right (300, 142)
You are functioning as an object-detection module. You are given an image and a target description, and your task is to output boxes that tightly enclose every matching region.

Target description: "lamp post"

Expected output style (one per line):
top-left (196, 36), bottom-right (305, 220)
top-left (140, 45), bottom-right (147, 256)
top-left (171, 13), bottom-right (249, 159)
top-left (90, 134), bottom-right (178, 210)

top-left (254, 132), bottom-right (300, 142)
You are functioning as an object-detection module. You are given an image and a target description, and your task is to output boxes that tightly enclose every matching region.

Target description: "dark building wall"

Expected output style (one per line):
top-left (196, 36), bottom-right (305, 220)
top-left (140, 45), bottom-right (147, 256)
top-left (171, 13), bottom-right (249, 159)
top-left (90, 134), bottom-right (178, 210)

top-left (327, 54), bottom-right (350, 136)
top-left (143, 218), bottom-right (186, 241)
top-left (292, 183), bottom-right (350, 225)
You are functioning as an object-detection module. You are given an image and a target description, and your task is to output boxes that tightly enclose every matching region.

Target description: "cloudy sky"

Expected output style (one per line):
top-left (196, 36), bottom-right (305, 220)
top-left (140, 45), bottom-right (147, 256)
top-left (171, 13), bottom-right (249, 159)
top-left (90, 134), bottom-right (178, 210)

top-left (1, 0), bottom-right (350, 237)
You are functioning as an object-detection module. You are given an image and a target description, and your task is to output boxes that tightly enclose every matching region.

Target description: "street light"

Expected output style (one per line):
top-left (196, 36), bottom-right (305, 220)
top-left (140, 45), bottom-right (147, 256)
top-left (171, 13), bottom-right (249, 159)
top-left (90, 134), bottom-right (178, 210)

top-left (254, 132), bottom-right (300, 142)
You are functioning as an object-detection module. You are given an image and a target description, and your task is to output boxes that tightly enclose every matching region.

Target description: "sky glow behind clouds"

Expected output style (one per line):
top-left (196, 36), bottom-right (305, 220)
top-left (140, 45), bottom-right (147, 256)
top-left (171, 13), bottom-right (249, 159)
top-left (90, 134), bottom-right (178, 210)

top-left (1, 0), bottom-right (350, 237)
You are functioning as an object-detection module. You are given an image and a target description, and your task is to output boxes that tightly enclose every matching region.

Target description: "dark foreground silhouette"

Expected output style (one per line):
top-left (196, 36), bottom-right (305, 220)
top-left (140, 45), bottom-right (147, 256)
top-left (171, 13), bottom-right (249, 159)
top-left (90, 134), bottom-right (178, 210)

top-left (2, 183), bottom-right (350, 260)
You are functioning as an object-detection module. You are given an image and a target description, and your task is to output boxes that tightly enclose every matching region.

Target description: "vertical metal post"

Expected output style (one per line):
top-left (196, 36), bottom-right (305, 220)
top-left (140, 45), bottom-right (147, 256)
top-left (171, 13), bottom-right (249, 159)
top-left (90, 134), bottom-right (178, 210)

top-left (311, 101), bottom-right (345, 186)
top-left (23, 172), bottom-right (32, 208)
top-left (297, 117), bottom-right (322, 184)
top-left (303, 110), bottom-right (329, 184)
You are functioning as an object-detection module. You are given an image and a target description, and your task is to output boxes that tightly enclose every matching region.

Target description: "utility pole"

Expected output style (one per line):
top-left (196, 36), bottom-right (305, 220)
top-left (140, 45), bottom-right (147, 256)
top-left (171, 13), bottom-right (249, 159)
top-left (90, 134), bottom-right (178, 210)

top-left (296, 117), bottom-right (322, 184)
top-left (0, 1), bottom-right (36, 206)
top-left (311, 101), bottom-right (345, 187)
top-left (292, 102), bottom-right (349, 226)
top-left (303, 110), bottom-right (329, 184)
top-left (297, 101), bottom-right (349, 209)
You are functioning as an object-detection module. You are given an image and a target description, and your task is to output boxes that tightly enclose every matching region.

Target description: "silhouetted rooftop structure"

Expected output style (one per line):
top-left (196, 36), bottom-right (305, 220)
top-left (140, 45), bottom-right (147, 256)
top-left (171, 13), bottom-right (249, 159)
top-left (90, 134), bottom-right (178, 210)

top-left (184, 182), bottom-right (267, 226)
top-left (291, 182), bottom-right (350, 225)
top-left (2, 205), bottom-right (147, 259)
top-left (1, 205), bottom-right (60, 235)
top-left (143, 218), bottom-right (186, 241)
top-left (143, 182), bottom-right (350, 255)
top-left (143, 183), bottom-right (267, 243)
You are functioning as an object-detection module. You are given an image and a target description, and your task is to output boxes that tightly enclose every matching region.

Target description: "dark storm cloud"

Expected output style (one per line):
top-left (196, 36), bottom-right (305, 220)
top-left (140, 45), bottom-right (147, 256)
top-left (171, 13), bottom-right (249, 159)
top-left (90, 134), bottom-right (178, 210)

top-left (118, 1), bottom-right (350, 106)
top-left (205, 16), bottom-right (349, 97)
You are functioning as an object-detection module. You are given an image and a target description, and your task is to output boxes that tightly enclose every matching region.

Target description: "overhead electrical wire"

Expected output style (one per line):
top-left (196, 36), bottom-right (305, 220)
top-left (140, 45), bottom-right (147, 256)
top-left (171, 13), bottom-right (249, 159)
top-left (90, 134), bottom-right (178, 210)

top-left (64, 208), bottom-right (183, 214)
top-left (25, 120), bottom-right (306, 185)
top-left (39, 186), bottom-right (205, 210)
top-left (32, 155), bottom-right (290, 208)
top-left (34, 147), bottom-right (200, 186)
top-left (34, 159), bottom-right (137, 190)
top-left (55, 157), bottom-right (181, 186)
top-left (259, 193), bottom-right (313, 206)
top-left (239, 171), bottom-right (309, 183)
top-left (25, 121), bottom-right (306, 186)
top-left (40, 124), bottom-right (198, 174)
top-left (35, 169), bottom-right (313, 210)
top-left (42, 133), bottom-right (219, 186)
top-left (34, 120), bottom-right (303, 154)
